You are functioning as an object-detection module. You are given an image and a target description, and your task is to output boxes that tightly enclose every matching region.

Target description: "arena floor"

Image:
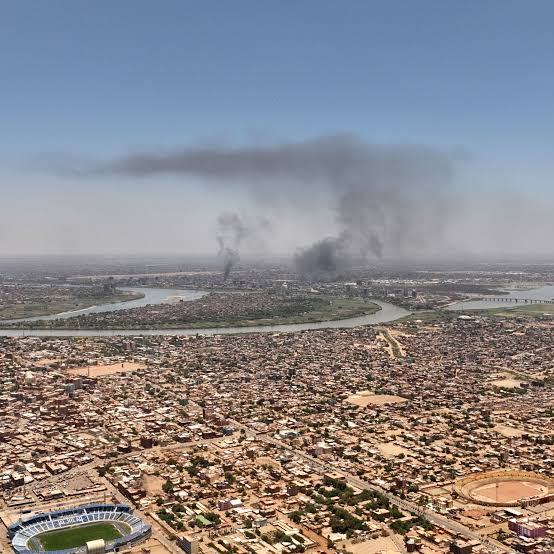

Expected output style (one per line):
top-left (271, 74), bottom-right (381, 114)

top-left (465, 479), bottom-right (549, 504)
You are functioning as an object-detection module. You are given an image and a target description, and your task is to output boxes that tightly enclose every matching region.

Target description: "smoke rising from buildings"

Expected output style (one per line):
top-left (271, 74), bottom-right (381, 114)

top-left (216, 212), bottom-right (246, 280)
top-left (82, 134), bottom-right (456, 274)
top-left (215, 212), bottom-right (272, 279)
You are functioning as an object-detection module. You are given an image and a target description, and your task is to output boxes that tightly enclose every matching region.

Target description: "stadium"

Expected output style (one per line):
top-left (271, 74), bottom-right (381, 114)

top-left (454, 470), bottom-right (554, 507)
top-left (8, 504), bottom-right (151, 554)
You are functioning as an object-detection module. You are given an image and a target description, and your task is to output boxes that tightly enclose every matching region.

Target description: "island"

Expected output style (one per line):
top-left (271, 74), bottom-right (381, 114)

top-left (4, 292), bottom-right (380, 330)
top-left (0, 284), bottom-right (145, 321)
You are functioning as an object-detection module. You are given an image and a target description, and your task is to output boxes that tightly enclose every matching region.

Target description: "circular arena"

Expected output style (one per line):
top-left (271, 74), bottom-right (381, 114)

top-left (455, 470), bottom-right (553, 507)
top-left (8, 504), bottom-right (151, 554)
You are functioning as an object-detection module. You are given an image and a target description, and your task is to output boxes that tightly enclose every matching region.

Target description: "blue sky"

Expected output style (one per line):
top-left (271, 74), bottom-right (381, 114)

top-left (1, 1), bottom-right (553, 256)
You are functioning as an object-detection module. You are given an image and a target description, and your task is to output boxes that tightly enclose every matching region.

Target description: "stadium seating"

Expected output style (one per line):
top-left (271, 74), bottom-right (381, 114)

top-left (9, 504), bottom-right (151, 554)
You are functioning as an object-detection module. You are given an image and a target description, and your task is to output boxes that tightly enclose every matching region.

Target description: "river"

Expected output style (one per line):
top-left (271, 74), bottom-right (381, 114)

top-left (0, 287), bottom-right (409, 337)
top-left (446, 284), bottom-right (554, 311)
top-left (2, 287), bottom-right (207, 323)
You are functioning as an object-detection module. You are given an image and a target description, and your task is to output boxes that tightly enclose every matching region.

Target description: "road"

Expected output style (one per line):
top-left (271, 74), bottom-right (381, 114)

top-left (230, 421), bottom-right (515, 554)
top-left (1, 434), bottom-right (236, 554)
top-left (3, 397), bottom-right (515, 554)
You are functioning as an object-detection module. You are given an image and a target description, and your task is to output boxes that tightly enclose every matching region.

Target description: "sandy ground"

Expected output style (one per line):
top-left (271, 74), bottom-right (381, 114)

top-left (346, 391), bottom-right (407, 407)
top-left (377, 330), bottom-right (406, 359)
top-left (342, 536), bottom-right (401, 554)
top-left (461, 508), bottom-right (490, 520)
top-left (423, 485), bottom-right (451, 497)
top-left (493, 424), bottom-right (525, 438)
top-left (386, 328), bottom-right (408, 356)
top-left (141, 474), bottom-right (164, 496)
top-left (471, 481), bottom-right (547, 503)
top-left (378, 335), bottom-right (395, 359)
top-left (68, 361), bottom-right (145, 377)
top-left (376, 442), bottom-right (411, 458)
top-left (255, 456), bottom-right (281, 469)
top-left (490, 378), bottom-right (523, 388)
top-left (33, 358), bottom-right (61, 366)
top-left (129, 536), bottom-right (172, 554)
top-left (77, 432), bottom-right (99, 441)
top-left (353, 342), bottom-right (379, 350)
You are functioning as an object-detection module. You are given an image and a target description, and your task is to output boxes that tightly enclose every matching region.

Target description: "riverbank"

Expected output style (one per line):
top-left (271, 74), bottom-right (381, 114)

top-left (139, 296), bottom-right (383, 330)
top-left (0, 300), bottom-right (410, 337)
top-left (452, 303), bottom-right (554, 319)
top-left (5, 295), bottom-right (381, 330)
top-left (397, 303), bottom-right (554, 324)
top-left (0, 289), bottom-right (144, 322)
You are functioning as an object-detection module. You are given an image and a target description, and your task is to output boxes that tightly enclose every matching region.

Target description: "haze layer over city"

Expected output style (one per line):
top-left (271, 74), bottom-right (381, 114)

top-left (0, 4), bottom-right (553, 554)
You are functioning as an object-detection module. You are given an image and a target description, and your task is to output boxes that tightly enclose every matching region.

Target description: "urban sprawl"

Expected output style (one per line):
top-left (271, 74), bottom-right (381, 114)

top-left (0, 306), bottom-right (553, 554)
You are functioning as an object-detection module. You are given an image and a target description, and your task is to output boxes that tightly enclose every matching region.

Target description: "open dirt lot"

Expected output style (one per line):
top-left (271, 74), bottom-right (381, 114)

top-left (346, 391), bottom-right (407, 407)
top-left (376, 442), bottom-right (411, 458)
top-left (68, 361), bottom-right (145, 377)
top-left (341, 536), bottom-right (401, 554)
top-left (33, 358), bottom-right (61, 367)
top-left (491, 378), bottom-right (523, 388)
top-left (493, 424), bottom-right (525, 438)
top-left (128, 537), bottom-right (173, 554)
top-left (141, 474), bottom-right (164, 496)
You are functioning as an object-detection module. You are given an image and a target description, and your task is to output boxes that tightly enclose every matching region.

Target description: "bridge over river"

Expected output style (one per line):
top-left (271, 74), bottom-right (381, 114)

top-left (447, 286), bottom-right (554, 311)
top-left (481, 296), bottom-right (554, 304)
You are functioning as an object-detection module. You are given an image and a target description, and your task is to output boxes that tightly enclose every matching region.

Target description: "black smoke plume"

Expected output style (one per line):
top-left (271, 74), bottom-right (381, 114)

top-left (216, 212), bottom-right (246, 280)
top-left (85, 134), bottom-right (455, 275)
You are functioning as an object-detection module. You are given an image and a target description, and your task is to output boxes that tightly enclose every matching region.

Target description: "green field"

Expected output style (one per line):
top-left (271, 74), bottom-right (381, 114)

top-left (0, 290), bottom-right (144, 321)
top-left (35, 522), bottom-right (123, 551)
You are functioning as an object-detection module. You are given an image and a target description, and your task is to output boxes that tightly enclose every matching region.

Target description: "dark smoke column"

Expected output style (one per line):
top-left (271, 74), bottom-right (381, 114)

top-left (216, 212), bottom-right (246, 280)
top-left (87, 134), bottom-right (455, 273)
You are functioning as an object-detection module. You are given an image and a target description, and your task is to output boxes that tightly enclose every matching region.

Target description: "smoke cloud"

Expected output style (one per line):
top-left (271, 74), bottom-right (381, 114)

top-left (215, 212), bottom-right (272, 279)
top-left (216, 212), bottom-right (245, 280)
top-left (83, 134), bottom-right (456, 275)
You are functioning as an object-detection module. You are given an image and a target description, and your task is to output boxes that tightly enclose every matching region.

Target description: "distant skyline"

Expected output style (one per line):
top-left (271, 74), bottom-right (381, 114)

top-left (1, 1), bottom-right (553, 259)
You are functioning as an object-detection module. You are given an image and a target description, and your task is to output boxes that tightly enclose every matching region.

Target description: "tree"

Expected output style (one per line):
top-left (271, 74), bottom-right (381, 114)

top-left (290, 511), bottom-right (303, 524)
